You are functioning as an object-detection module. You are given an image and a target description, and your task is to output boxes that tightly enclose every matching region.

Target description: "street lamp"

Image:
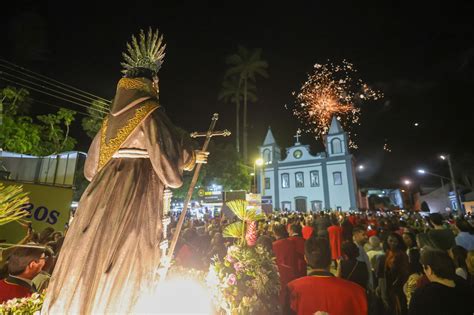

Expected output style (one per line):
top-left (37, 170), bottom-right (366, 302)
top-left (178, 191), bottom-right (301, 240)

top-left (417, 169), bottom-right (449, 188)
top-left (358, 165), bottom-right (365, 171)
top-left (439, 154), bottom-right (462, 213)
top-left (254, 158), bottom-right (264, 193)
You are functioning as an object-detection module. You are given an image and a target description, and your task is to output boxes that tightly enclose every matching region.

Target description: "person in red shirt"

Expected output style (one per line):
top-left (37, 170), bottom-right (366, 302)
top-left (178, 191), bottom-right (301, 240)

top-left (272, 223), bottom-right (298, 307)
top-left (367, 224), bottom-right (377, 238)
top-left (302, 217), bottom-right (314, 240)
top-left (0, 246), bottom-right (46, 303)
top-left (288, 223), bottom-right (307, 278)
top-left (287, 237), bottom-right (368, 315)
top-left (348, 213), bottom-right (358, 226)
top-left (327, 216), bottom-right (343, 268)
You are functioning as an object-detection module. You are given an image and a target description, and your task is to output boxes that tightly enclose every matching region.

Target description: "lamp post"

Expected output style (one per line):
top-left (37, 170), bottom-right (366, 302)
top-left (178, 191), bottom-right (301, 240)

top-left (417, 169), bottom-right (449, 189)
top-left (254, 158), bottom-right (264, 193)
top-left (440, 155), bottom-right (462, 213)
top-left (403, 180), bottom-right (413, 209)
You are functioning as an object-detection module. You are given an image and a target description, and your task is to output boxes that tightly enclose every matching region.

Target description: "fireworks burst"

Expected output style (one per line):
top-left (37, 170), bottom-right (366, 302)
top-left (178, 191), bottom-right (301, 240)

top-left (292, 60), bottom-right (382, 148)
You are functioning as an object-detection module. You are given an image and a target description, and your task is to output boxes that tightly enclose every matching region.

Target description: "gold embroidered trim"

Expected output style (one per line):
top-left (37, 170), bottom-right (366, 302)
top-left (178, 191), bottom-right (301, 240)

top-left (98, 102), bottom-right (158, 170)
top-left (117, 78), bottom-right (155, 94)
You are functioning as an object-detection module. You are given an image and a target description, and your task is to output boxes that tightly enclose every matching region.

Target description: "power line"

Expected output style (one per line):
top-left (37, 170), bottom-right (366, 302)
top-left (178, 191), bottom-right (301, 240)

top-left (1, 71), bottom-right (110, 111)
top-left (0, 58), bottom-right (111, 104)
top-left (0, 76), bottom-right (109, 115)
top-left (30, 98), bottom-right (97, 118)
top-left (0, 63), bottom-right (111, 109)
top-left (0, 64), bottom-right (109, 109)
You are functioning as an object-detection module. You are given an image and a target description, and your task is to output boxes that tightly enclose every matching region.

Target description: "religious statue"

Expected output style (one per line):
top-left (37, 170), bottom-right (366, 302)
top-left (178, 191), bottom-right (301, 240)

top-left (41, 28), bottom-right (208, 314)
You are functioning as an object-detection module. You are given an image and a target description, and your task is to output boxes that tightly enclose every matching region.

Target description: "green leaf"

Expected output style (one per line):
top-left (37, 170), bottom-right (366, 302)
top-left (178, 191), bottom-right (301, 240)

top-left (0, 183), bottom-right (30, 226)
top-left (223, 221), bottom-right (244, 239)
top-left (226, 200), bottom-right (248, 221)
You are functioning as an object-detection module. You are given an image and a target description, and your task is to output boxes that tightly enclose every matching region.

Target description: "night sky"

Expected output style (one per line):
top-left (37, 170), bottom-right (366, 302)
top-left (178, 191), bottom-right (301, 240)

top-left (2, 1), bottom-right (474, 188)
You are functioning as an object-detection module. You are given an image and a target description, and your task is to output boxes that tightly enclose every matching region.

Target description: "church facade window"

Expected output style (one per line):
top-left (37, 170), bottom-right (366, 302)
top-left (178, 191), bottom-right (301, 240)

top-left (263, 149), bottom-right (271, 163)
top-left (333, 172), bottom-right (342, 185)
top-left (295, 172), bottom-right (304, 187)
top-left (282, 201), bottom-right (291, 211)
top-left (281, 173), bottom-right (290, 188)
top-left (310, 171), bottom-right (320, 187)
top-left (311, 200), bottom-right (323, 211)
top-left (331, 138), bottom-right (342, 154)
top-left (264, 177), bottom-right (270, 189)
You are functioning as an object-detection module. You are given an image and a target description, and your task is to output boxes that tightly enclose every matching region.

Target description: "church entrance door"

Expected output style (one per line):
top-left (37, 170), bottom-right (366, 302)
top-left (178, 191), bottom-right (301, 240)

top-left (295, 198), bottom-right (307, 212)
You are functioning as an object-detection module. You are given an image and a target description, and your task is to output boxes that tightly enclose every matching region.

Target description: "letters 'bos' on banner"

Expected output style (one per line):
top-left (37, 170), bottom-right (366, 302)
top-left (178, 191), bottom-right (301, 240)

top-left (0, 180), bottom-right (73, 243)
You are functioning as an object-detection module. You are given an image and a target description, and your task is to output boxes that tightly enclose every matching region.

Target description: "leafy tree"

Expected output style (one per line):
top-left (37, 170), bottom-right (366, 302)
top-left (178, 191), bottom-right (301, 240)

top-left (0, 86), bottom-right (31, 115)
top-left (218, 76), bottom-right (257, 155)
top-left (203, 142), bottom-right (251, 191)
top-left (224, 46), bottom-right (268, 162)
top-left (172, 143), bottom-right (250, 200)
top-left (0, 115), bottom-right (42, 154)
top-left (0, 86), bottom-right (76, 155)
top-left (0, 86), bottom-right (41, 154)
top-left (37, 108), bottom-right (77, 154)
top-left (82, 99), bottom-right (110, 138)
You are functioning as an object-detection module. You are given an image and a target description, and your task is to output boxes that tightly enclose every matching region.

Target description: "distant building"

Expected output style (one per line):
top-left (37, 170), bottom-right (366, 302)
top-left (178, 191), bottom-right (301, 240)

top-left (359, 188), bottom-right (405, 210)
top-left (256, 117), bottom-right (358, 212)
top-left (414, 182), bottom-right (470, 214)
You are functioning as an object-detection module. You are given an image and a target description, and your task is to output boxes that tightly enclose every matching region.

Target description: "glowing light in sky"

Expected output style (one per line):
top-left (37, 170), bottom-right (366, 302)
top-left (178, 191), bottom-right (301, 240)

top-left (292, 60), bottom-right (383, 148)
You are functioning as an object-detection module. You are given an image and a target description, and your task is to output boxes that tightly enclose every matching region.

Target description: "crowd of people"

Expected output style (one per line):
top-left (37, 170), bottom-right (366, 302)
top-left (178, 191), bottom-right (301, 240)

top-left (172, 210), bottom-right (474, 314)
top-left (1, 209), bottom-right (474, 314)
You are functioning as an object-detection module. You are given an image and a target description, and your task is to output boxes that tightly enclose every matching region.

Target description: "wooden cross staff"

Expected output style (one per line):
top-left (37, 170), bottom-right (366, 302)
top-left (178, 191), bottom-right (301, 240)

top-left (160, 113), bottom-right (230, 281)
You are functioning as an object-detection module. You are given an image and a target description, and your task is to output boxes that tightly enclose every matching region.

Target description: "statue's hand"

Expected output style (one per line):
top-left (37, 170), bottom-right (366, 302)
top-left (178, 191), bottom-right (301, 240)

top-left (195, 150), bottom-right (210, 164)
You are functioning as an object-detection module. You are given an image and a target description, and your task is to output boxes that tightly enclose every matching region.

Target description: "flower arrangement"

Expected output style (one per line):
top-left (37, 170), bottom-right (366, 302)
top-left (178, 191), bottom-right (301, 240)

top-left (207, 200), bottom-right (280, 314)
top-left (0, 292), bottom-right (45, 315)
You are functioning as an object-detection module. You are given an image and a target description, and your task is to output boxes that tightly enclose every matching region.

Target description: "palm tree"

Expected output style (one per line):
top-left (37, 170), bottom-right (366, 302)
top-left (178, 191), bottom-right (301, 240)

top-left (224, 46), bottom-right (268, 163)
top-left (218, 75), bottom-right (257, 155)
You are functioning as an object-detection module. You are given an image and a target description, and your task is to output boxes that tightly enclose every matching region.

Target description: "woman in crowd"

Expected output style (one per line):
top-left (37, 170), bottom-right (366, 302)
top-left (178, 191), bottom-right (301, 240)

top-left (337, 241), bottom-right (369, 290)
top-left (403, 249), bottom-right (423, 307)
top-left (341, 217), bottom-right (354, 242)
top-left (402, 232), bottom-right (417, 257)
top-left (380, 232), bottom-right (410, 315)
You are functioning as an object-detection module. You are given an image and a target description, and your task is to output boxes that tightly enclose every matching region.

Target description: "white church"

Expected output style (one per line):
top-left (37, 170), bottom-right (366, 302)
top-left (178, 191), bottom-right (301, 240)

top-left (257, 117), bottom-right (358, 212)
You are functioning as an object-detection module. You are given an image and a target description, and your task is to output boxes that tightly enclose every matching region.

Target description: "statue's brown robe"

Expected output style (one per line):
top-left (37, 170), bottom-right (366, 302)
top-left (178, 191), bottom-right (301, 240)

top-left (42, 78), bottom-right (195, 314)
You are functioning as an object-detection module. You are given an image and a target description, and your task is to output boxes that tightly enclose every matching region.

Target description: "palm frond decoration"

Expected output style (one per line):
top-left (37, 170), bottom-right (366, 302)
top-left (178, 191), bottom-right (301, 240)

top-left (227, 199), bottom-right (265, 222)
top-left (223, 221), bottom-right (244, 239)
top-left (225, 200), bottom-right (265, 246)
top-left (226, 200), bottom-right (248, 221)
top-left (121, 27), bottom-right (166, 76)
top-left (0, 183), bottom-right (29, 226)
